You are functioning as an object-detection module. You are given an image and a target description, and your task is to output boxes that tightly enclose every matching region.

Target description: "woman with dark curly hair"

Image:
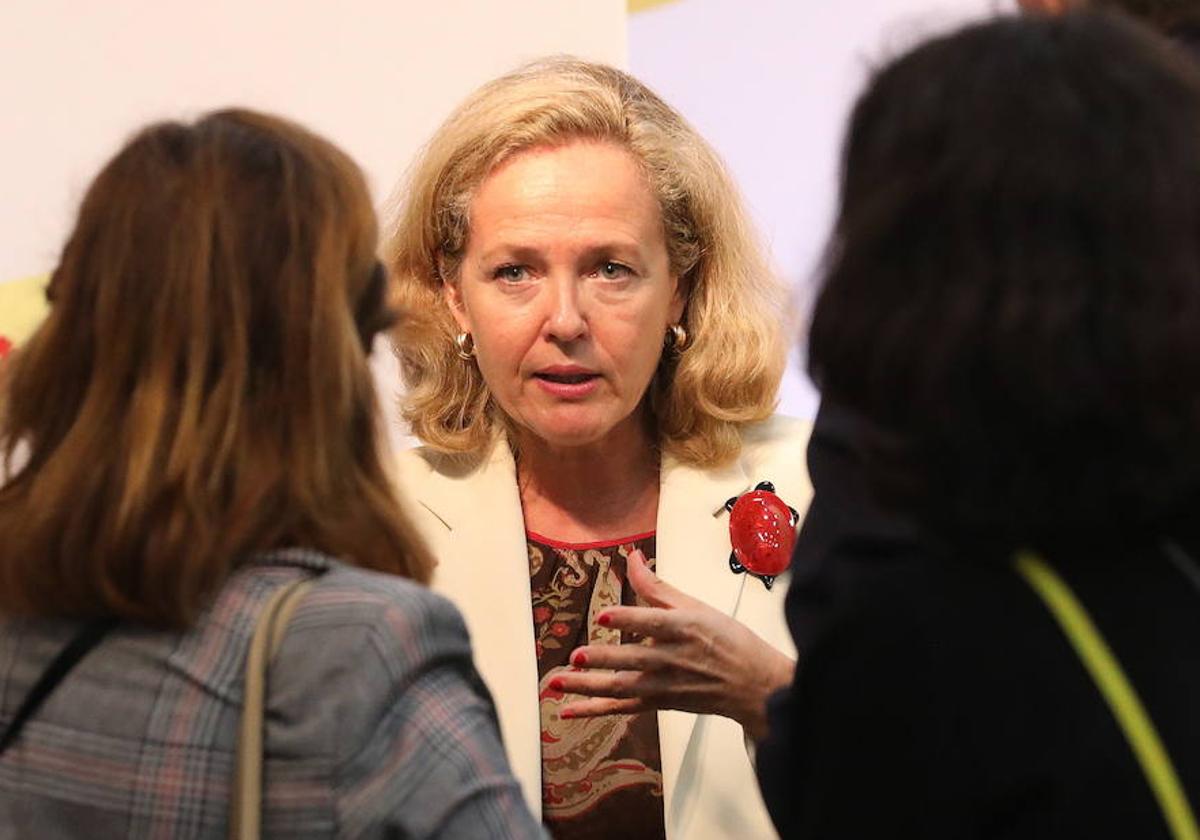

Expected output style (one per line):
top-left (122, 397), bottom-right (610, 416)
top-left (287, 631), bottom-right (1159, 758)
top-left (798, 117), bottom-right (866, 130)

top-left (759, 12), bottom-right (1200, 839)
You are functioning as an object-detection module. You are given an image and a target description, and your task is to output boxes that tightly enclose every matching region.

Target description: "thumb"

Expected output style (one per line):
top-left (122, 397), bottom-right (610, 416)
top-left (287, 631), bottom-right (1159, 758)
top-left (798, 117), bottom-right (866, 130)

top-left (626, 548), bottom-right (686, 608)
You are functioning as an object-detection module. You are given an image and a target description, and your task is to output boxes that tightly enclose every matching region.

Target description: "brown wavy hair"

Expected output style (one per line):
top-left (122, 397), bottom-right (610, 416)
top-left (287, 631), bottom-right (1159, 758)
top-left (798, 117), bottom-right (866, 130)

top-left (0, 109), bottom-right (431, 627)
top-left (385, 57), bottom-right (788, 467)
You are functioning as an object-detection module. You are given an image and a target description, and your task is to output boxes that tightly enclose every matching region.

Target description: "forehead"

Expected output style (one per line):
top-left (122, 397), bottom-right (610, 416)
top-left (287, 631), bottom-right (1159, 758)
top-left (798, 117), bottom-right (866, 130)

top-left (468, 140), bottom-right (665, 249)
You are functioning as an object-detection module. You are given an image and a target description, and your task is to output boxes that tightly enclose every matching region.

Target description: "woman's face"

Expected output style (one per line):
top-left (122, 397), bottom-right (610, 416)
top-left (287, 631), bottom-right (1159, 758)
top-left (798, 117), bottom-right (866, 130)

top-left (445, 140), bottom-right (684, 451)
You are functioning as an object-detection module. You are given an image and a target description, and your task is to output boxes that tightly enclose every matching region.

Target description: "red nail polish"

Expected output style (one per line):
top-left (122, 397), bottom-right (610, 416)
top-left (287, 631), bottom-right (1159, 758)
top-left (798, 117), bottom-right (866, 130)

top-left (548, 677), bottom-right (564, 691)
top-left (560, 710), bottom-right (575, 720)
top-left (597, 613), bottom-right (612, 627)
top-left (572, 651), bottom-right (588, 666)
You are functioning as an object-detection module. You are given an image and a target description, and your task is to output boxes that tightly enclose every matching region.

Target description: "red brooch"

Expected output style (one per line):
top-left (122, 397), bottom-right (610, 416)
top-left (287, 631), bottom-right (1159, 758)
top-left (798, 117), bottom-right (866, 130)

top-left (725, 481), bottom-right (799, 590)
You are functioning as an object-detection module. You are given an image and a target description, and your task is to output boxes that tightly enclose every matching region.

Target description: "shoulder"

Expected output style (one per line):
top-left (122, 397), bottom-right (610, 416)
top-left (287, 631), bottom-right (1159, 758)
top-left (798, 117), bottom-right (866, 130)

top-left (736, 414), bottom-right (813, 505)
top-left (252, 555), bottom-right (474, 702)
top-left (788, 545), bottom-right (1043, 672)
top-left (738, 414), bottom-right (812, 469)
top-left (394, 443), bottom-right (449, 486)
top-left (294, 563), bottom-right (471, 663)
top-left (393, 441), bottom-right (495, 490)
top-left (268, 563), bottom-right (479, 760)
top-left (776, 550), bottom-right (1035, 732)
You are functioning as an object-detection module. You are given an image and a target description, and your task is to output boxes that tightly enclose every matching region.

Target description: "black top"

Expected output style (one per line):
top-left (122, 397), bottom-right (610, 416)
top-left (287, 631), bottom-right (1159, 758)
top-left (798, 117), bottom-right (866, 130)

top-left (756, 401), bottom-right (1200, 839)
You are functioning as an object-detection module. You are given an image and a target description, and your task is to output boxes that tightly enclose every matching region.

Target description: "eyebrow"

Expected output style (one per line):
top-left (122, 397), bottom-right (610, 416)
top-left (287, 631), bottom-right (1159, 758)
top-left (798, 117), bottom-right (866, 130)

top-left (476, 240), bottom-right (647, 265)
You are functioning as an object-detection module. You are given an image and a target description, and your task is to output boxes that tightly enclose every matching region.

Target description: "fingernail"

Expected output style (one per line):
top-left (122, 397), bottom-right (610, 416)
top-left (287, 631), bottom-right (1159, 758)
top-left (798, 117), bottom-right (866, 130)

top-left (560, 710), bottom-right (575, 720)
top-left (571, 651), bottom-right (588, 666)
top-left (548, 677), bottom-right (564, 691)
top-left (597, 613), bottom-right (612, 627)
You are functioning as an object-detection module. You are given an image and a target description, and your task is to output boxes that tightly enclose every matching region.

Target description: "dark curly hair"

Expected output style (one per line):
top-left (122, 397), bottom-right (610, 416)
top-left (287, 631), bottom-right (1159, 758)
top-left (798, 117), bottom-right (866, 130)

top-left (808, 11), bottom-right (1200, 556)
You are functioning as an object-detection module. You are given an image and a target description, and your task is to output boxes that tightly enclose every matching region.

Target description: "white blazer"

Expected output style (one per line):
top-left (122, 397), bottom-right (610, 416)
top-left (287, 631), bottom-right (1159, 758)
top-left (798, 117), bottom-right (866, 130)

top-left (393, 415), bottom-right (812, 839)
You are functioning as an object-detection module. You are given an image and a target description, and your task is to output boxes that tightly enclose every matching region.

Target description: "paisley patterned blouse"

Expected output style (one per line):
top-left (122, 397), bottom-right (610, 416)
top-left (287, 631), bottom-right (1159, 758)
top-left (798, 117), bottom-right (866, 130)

top-left (527, 531), bottom-right (666, 840)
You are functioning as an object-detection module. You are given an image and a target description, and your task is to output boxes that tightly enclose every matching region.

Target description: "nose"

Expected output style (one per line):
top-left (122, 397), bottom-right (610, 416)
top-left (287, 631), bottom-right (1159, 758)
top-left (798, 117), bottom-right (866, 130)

top-left (543, 276), bottom-right (587, 344)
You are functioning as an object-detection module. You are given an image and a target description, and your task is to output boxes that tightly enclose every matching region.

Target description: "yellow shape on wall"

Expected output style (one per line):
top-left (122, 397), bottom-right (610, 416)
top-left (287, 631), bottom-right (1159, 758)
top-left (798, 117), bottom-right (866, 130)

top-left (0, 275), bottom-right (50, 355)
top-left (628, 0), bottom-right (680, 12)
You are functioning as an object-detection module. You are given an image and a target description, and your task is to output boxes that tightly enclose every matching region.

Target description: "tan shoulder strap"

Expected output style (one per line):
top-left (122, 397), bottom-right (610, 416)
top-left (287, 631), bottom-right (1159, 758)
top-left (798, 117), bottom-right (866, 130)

top-left (229, 578), bottom-right (314, 840)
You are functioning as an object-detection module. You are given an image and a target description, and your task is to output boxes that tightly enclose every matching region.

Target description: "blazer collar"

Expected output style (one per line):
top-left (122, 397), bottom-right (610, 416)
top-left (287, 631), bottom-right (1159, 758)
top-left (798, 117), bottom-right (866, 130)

top-left (412, 436), bottom-right (517, 531)
top-left (655, 449), bottom-right (751, 617)
top-left (410, 438), bottom-right (757, 827)
top-left (655, 448), bottom-right (753, 828)
top-left (414, 440), bottom-right (752, 539)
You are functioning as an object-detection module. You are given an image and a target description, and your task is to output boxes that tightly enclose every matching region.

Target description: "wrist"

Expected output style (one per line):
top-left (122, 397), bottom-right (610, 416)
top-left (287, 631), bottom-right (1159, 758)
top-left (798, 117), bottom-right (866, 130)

top-left (740, 653), bottom-right (795, 741)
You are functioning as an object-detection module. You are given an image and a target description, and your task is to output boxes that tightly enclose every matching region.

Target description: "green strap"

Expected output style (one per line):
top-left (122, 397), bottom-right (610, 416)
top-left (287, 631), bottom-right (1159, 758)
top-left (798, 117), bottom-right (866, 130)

top-left (1014, 551), bottom-right (1199, 840)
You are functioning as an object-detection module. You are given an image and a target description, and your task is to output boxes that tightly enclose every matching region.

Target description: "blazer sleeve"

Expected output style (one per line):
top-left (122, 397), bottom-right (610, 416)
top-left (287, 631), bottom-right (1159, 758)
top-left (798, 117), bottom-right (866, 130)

top-left (324, 587), bottom-right (544, 839)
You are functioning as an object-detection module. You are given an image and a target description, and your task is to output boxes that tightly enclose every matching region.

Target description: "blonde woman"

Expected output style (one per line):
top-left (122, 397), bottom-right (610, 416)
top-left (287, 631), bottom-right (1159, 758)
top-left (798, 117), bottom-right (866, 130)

top-left (387, 58), bottom-right (811, 839)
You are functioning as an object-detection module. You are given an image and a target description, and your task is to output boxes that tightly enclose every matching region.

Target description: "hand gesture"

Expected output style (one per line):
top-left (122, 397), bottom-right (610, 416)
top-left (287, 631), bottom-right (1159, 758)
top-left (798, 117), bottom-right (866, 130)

top-left (553, 549), bottom-right (794, 740)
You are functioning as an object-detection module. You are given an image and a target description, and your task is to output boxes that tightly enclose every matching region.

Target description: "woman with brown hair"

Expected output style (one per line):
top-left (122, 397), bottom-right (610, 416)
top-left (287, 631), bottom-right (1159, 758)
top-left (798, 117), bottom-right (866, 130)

top-left (0, 109), bottom-right (540, 838)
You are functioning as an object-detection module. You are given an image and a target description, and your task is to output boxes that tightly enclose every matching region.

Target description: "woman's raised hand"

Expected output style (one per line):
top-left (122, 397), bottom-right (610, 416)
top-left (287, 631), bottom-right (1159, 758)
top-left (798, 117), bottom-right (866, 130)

top-left (554, 549), bottom-right (795, 740)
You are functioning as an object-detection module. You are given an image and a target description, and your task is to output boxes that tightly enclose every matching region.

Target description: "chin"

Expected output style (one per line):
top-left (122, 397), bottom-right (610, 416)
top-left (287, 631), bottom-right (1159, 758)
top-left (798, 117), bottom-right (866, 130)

top-left (521, 407), bottom-right (626, 450)
top-left (527, 423), bottom-right (612, 450)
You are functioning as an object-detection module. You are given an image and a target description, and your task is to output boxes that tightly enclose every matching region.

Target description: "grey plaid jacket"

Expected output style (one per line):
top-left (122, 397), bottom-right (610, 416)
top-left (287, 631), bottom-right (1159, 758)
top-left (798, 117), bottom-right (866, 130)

top-left (0, 549), bottom-right (543, 839)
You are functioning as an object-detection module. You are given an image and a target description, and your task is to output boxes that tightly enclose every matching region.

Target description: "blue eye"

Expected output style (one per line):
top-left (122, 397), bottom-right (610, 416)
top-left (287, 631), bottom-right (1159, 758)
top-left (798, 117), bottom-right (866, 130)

top-left (494, 264), bottom-right (527, 282)
top-left (599, 261), bottom-right (631, 280)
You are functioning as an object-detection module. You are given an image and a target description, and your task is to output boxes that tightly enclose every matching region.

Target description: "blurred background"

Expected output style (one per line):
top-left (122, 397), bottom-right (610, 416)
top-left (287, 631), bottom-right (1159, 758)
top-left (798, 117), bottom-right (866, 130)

top-left (1, 0), bottom-right (1006, 433)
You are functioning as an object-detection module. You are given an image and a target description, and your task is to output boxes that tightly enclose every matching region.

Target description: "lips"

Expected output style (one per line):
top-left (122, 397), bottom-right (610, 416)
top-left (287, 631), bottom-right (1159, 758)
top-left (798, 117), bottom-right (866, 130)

top-left (534, 371), bottom-right (598, 384)
top-left (533, 366), bottom-right (601, 399)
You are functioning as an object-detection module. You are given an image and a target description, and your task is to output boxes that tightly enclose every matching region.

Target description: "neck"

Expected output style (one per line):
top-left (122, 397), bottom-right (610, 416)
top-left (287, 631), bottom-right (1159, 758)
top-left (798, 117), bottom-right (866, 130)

top-left (516, 414), bottom-right (661, 543)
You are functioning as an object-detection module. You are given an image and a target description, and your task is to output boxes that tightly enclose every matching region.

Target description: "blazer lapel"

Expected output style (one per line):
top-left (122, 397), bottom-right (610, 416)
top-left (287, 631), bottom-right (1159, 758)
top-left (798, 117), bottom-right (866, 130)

top-left (405, 440), bottom-right (762, 823)
top-left (654, 450), bottom-right (751, 829)
top-left (411, 440), bottom-right (544, 816)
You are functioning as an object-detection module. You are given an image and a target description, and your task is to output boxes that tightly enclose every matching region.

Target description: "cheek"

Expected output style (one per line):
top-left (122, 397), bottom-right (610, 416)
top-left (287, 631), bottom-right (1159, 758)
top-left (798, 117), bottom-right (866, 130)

top-left (474, 328), bottom-right (522, 369)
top-left (470, 315), bottom-right (539, 389)
top-left (599, 303), bottom-right (669, 380)
top-left (460, 286), bottom-right (528, 366)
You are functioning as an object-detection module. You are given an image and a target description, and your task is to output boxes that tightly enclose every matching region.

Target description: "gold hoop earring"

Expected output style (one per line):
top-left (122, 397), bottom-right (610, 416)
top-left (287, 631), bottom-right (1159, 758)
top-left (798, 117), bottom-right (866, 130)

top-left (664, 323), bottom-right (688, 354)
top-left (455, 331), bottom-right (476, 360)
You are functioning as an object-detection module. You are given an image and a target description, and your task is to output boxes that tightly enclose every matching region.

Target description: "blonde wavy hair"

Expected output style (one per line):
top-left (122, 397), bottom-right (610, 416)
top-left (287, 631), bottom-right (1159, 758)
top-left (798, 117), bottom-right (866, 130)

top-left (385, 57), bottom-right (788, 466)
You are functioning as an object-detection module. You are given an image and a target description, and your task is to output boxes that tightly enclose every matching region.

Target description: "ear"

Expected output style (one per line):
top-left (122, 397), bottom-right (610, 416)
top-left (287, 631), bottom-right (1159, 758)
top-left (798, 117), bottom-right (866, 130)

top-left (442, 278), bottom-right (473, 333)
top-left (668, 274), bottom-right (688, 325)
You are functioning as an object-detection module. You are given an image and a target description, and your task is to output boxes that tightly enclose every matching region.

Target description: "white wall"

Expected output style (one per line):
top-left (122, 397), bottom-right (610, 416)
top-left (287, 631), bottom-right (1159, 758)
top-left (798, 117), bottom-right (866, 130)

top-left (0, 0), bottom-right (627, 283)
top-left (0, 0), bottom-right (627, 450)
top-left (629, 0), bottom-right (1012, 419)
top-left (3, 1), bottom-right (1037, 431)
